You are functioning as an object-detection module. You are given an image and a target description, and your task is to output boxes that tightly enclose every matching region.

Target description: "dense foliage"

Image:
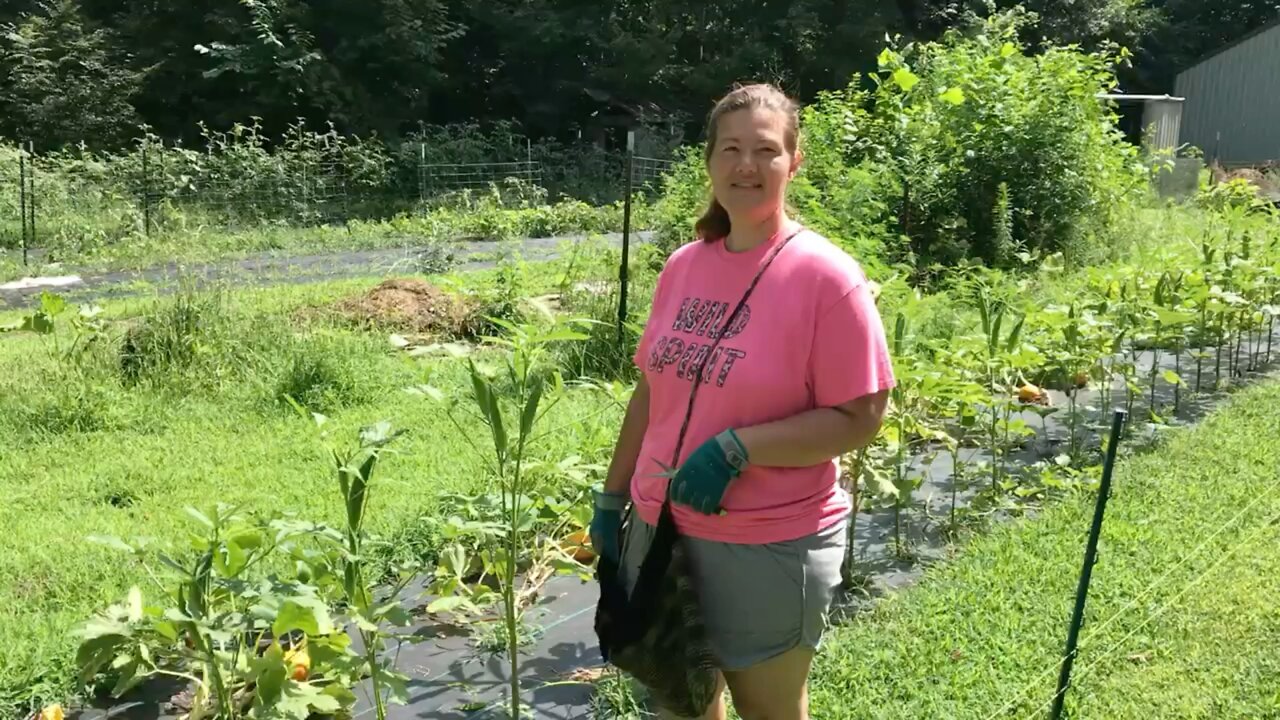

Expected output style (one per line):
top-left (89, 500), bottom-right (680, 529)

top-left (1, 0), bottom-right (1276, 152)
top-left (652, 17), bottom-right (1148, 274)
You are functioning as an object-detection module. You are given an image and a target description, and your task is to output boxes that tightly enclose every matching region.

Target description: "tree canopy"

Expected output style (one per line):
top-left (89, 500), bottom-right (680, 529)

top-left (1, 0), bottom-right (1277, 151)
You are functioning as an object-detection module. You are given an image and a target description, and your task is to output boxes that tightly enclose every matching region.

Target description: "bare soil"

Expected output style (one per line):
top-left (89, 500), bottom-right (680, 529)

top-left (333, 278), bottom-right (475, 337)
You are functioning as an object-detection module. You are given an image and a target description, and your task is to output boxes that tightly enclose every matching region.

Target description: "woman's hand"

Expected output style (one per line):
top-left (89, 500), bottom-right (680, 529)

top-left (668, 429), bottom-right (750, 515)
top-left (589, 489), bottom-right (628, 562)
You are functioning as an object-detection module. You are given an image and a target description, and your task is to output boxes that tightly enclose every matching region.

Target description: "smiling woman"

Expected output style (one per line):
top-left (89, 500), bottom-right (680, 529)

top-left (590, 83), bottom-right (895, 720)
top-left (695, 85), bottom-right (804, 251)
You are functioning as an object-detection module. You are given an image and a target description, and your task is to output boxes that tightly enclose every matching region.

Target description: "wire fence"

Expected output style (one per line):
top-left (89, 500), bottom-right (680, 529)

top-left (0, 140), bottom-right (679, 261)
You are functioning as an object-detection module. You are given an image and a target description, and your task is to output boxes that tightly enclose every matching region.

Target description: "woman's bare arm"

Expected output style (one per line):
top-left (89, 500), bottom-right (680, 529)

top-left (734, 389), bottom-right (890, 468)
top-left (602, 375), bottom-right (651, 495)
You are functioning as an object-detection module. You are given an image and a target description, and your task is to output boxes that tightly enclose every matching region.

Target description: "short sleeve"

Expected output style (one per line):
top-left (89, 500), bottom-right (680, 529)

top-left (631, 265), bottom-right (671, 370)
top-left (808, 280), bottom-right (896, 408)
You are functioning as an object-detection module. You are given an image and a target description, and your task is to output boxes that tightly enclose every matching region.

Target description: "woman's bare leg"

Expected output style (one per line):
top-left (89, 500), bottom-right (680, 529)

top-left (722, 647), bottom-right (814, 720)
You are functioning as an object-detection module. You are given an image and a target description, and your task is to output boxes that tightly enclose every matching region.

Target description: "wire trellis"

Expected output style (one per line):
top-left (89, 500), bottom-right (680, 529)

top-left (631, 155), bottom-right (676, 196)
top-left (418, 160), bottom-right (544, 197)
top-left (3, 136), bottom-right (677, 263)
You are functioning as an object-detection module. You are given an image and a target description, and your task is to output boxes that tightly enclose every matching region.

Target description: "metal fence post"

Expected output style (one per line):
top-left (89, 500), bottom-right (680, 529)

top-left (27, 141), bottom-right (36, 261)
top-left (141, 140), bottom-right (151, 237)
top-left (617, 130), bottom-right (635, 351)
top-left (19, 146), bottom-right (28, 266)
top-left (1050, 409), bottom-right (1128, 720)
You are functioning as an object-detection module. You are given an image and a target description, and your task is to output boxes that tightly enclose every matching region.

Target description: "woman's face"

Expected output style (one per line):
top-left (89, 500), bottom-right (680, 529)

top-left (707, 107), bottom-right (800, 224)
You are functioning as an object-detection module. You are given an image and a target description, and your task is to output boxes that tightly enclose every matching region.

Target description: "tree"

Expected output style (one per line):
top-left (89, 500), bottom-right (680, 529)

top-left (0, 0), bottom-right (141, 149)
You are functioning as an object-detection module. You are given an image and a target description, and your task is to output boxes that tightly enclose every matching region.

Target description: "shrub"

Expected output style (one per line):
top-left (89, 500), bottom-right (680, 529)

top-left (648, 13), bottom-right (1147, 276)
top-left (852, 13), bottom-right (1146, 270)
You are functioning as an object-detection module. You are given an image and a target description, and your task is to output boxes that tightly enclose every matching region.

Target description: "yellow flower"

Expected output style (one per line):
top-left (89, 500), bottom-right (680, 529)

top-left (40, 704), bottom-right (64, 720)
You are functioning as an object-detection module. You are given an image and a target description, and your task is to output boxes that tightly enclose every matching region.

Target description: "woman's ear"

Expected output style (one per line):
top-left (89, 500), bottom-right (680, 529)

top-left (790, 147), bottom-right (805, 178)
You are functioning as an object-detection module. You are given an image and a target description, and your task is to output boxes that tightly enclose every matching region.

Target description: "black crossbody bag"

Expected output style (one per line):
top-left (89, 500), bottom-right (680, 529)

top-left (593, 227), bottom-right (805, 717)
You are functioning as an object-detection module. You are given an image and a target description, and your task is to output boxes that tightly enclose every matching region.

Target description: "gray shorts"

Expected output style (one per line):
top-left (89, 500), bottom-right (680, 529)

top-left (618, 514), bottom-right (848, 672)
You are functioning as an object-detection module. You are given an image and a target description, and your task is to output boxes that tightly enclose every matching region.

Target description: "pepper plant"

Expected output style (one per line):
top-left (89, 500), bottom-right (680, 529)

top-left (411, 312), bottom-right (589, 720)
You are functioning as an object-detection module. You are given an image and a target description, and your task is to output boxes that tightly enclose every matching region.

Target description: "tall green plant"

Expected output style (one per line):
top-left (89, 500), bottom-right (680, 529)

top-left (413, 312), bottom-right (589, 719)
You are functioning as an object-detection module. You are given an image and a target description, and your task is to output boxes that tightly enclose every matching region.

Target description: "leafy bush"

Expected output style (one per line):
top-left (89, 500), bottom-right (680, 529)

top-left (650, 13), bottom-right (1146, 275)
top-left (852, 14), bottom-right (1146, 270)
top-left (648, 146), bottom-right (710, 263)
top-left (1196, 177), bottom-right (1271, 215)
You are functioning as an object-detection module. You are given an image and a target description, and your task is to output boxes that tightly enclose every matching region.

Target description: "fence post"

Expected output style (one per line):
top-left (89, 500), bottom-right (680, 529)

top-left (141, 140), bottom-right (151, 237)
top-left (19, 146), bottom-right (28, 267)
top-left (419, 142), bottom-right (426, 204)
top-left (27, 141), bottom-right (36, 261)
top-left (1050, 409), bottom-right (1128, 720)
top-left (617, 130), bottom-right (635, 351)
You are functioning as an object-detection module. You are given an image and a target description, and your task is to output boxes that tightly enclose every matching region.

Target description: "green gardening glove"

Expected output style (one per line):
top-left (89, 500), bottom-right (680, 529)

top-left (589, 489), bottom-right (627, 563)
top-left (668, 429), bottom-right (750, 515)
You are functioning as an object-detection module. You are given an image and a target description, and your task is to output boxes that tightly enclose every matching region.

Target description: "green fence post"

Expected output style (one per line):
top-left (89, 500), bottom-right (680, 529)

top-left (1050, 409), bottom-right (1128, 719)
top-left (617, 130), bottom-right (635, 352)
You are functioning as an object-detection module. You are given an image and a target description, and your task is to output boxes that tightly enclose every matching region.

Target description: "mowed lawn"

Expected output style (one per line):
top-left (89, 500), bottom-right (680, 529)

top-left (809, 377), bottom-right (1280, 719)
top-left (0, 275), bottom-right (627, 714)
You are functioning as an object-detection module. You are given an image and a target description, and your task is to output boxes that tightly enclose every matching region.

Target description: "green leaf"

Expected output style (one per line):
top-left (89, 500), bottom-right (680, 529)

top-left (40, 291), bottom-right (67, 317)
top-left (214, 538), bottom-right (248, 577)
top-left (184, 507), bottom-right (215, 530)
top-left (426, 595), bottom-right (474, 615)
top-left (376, 603), bottom-right (413, 627)
top-left (359, 421), bottom-right (400, 448)
top-left (1162, 370), bottom-right (1183, 386)
top-left (407, 384), bottom-right (446, 402)
top-left (320, 683), bottom-right (358, 708)
top-left (892, 67), bottom-right (920, 92)
top-left (520, 375), bottom-right (544, 441)
top-left (382, 668), bottom-right (411, 705)
top-left (470, 362), bottom-right (507, 460)
top-left (86, 535), bottom-right (136, 554)
top-left (877, 48), bottom-right (896, 67)
top-left (1000, 42), bottom-right (1017, 58)
top-left (272, 596), bottom-right (335, 638)
top-left (22, 312), bottom-right (54, 334)
top-left (939, 87), bottom-right (966, 105)
top-left (1154, 308), bottom-right (1196, 325)
top-left (1005, 314), bottom-right (1026, 352)
top-left (252, 641), bottom-right (288, 707)
top-left (276, 680), bottom-right (341, 720)
top-left (75, 632), bottom-right (130, 681)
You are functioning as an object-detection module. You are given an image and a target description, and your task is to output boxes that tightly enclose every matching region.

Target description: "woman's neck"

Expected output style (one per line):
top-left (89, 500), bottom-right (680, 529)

top-left (724, 209), bottom-right (792, 253)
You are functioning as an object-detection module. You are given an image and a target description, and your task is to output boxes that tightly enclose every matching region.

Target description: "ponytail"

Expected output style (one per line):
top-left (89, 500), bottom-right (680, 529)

top-left (695, 196), bottom-right (732, 242)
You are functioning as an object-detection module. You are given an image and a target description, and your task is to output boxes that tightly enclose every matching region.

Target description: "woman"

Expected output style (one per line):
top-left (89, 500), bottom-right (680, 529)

top-left (590, 83), bottom-right (895, 720)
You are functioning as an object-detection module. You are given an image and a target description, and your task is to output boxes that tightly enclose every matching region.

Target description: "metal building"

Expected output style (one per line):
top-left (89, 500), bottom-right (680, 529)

top-left (1175, 18), bottom-right (1280, 166)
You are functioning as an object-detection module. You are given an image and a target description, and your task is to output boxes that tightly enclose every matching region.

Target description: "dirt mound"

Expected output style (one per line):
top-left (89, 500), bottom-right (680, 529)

top-left (335, 278), bottom-right (474, 336)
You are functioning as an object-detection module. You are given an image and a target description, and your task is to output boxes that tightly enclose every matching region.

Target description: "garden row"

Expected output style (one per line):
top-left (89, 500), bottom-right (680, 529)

top-left (1, 184), bottom-right (1274, 719)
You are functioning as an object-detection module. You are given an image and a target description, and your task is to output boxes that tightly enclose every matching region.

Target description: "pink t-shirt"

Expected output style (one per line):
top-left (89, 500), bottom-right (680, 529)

top-left (629, 223), bottom-right (897, 544)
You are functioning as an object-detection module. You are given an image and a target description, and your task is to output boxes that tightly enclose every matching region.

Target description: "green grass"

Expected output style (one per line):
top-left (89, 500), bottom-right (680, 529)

top-left (0, 194), bottom-right (654, 283)
top-left (810, 377), bottom-right (1280, 719)
top-left (0, 263), bottom-right (632, 715)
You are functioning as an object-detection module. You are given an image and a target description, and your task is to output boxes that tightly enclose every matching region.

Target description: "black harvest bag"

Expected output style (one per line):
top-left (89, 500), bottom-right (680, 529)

top-left (593, 227), bottom-right (805, 717)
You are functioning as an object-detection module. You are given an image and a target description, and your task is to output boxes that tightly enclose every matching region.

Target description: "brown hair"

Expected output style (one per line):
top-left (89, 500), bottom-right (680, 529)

top-left (694, 83), bottom-right (802, 242)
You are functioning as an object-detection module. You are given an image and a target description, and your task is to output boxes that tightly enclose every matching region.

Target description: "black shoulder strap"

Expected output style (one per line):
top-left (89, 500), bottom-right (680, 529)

top-left (666, 225), bottom-right (807, 471)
